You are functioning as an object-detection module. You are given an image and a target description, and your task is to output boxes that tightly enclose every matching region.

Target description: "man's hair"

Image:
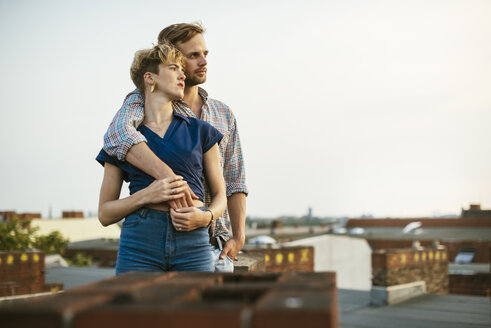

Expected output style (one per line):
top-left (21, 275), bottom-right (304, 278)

top-left (130, 42), bottom-right (185, 93)
top-left (157, 22), bottom-right (205, 45)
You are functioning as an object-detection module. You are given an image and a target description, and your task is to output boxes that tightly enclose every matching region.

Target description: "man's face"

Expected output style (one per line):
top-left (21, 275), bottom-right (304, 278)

top-left (176, 34), bottom-right (208, 86)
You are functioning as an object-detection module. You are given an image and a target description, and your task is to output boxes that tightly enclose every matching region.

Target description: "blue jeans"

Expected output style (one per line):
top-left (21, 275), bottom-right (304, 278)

top-left (115, 207), bottom-right (214, 275)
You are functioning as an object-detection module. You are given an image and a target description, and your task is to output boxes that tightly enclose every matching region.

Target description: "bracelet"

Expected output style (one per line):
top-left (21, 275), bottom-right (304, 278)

top-left (205, 209), bottom-right (214, 227)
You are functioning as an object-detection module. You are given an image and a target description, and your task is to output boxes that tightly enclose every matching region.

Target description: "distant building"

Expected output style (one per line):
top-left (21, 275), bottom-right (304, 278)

top-left (461, 203), bottom-right (491, 217)
top-left (0, 211), bottom-right (41, 222)
top-left (345, 203), bottom-right (491, 297)
top-left (62, 211), bottom-right (84, 219)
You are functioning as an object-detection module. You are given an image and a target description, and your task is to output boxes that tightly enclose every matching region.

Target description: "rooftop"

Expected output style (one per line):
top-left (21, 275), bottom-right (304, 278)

top-left (339, 288), bottom-right (490, 328)
top-left (346, 227), bottom-right (491, 241)
top-left (42, 267), bottom-right (491, 328)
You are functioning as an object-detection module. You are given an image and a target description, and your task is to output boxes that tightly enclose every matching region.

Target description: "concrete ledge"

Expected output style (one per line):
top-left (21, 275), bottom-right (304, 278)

top-left (234, 253), bottom-right (265, 272)
top-left (370, 280), bottom-right (426, 306)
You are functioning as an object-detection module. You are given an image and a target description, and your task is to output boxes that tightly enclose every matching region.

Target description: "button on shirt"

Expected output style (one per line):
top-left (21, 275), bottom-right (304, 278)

top-left (103, 87), bottom-right (247, 239)
top-left (97, 112), bottom-right (223, 201)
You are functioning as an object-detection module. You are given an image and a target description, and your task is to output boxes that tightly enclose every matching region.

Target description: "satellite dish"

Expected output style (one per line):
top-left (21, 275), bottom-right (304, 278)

top-left (349, 227), bottom-right (365, 235)
top-left (248, 235), bottom-right (278, 245)
top-left (402, 221), bottom-right (422, 234)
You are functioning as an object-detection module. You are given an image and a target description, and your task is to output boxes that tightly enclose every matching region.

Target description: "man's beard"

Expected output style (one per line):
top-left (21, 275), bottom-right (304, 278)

top-left (185, 74), bottom-right (206, 86)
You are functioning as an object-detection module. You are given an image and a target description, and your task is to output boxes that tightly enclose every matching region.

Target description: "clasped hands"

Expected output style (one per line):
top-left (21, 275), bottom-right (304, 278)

top-left (144, 176), bottom-right (241, 260)
top-left (143, 175), bottom-right (209, 231)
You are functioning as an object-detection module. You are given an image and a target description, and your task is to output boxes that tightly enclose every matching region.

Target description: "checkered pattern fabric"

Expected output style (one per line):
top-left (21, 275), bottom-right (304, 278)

top-left (103, 88), bottom-right (248, 239)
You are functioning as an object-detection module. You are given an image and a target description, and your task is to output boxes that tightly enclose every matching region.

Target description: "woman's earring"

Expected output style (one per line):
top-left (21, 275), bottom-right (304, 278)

top-left (151, 82), bottom-right (156, 93)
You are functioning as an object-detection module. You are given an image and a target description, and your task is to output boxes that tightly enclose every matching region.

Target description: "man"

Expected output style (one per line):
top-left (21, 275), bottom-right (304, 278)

top-left (103, 23), bottom-right (247, 265)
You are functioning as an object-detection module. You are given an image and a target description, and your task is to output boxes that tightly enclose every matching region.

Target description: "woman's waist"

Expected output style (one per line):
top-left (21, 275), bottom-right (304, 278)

top-left (145, 199), bottom-right (204, 211)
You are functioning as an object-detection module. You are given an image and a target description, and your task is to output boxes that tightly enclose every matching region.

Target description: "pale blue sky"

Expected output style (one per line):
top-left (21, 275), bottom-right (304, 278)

top-left (1, 0), bottom-right (490, 218)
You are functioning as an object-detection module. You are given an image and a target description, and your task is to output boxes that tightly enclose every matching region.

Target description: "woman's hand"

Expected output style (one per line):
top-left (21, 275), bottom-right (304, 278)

top-left (170, 207), bottom-right (210, 231)
top-left (142, 176), bottom-right (188, 204)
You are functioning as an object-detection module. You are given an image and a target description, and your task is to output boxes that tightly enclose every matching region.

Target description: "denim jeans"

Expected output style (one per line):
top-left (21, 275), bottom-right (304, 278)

top-left (210, 235), bottom-right (234, 272)
top-left (115, 207), bottom-right (214, 275)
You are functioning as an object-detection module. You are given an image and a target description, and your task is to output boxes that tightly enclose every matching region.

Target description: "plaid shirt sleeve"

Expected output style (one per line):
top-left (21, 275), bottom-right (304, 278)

top-left (103, 89), bottom-right (146, 161)
top-left (223, 114), bottom-right (248, 197)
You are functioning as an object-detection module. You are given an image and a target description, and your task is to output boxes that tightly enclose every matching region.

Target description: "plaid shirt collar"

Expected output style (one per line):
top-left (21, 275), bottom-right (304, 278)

top-left (174, 87), bottom-right (209, 118)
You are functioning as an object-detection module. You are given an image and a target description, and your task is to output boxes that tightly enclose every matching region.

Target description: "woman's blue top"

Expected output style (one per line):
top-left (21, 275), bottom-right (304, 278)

top-left (96, 112), bottom-right (223, 201)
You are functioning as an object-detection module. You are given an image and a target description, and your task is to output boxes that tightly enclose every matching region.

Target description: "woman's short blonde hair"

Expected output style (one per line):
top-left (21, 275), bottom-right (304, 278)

top-left (130, 42), bottom-right (185, 92)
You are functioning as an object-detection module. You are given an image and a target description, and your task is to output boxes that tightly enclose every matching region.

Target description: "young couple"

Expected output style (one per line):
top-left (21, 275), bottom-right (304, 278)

top-left (96, 23), bottom-right (247, 274)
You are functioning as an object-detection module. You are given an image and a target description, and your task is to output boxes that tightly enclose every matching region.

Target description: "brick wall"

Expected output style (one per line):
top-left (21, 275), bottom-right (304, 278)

top-left (441, 240), bottom-right (491, 264)
top-left (0, 271), bottom-right (338, 328)
top-left (17, 213), bottom-right (42, 220)
top-left (372, 248), bottom-right (449, 294)
top-left (446, 244), bottom-right (491, 297)
top-left (347, 217), bottom-right (491, 228)
top-left (0, 251), bottom-right (62, 297)
top-left (367, 239), bottom-right (491, 264)
top-left (245, 246), bottom-right (314, 272)
top-left (0, 211), bottom-right (41, 221)
top-left (0, 211), bottom-right (16, 221)
top-left (449, 273), bottom-right (491, 297)
top-left (62, 211), bottom-right (84, 219)
top-left (62, 248), bottom-right (267, 271)
top-left (234, 253), bottom-right (266, 272)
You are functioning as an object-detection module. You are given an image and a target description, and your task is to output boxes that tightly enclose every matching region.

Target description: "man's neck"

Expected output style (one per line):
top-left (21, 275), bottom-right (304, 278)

top-left (183, 85), bottom-right (204, 118)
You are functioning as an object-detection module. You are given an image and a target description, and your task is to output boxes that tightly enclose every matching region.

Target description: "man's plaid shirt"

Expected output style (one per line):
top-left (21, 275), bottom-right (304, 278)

top-left (103, 87), bottom-right (248, 239)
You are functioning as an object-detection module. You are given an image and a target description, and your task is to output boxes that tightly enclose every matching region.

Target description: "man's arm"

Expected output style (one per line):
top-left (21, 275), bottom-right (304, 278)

top-left (219, 116), bottom-right (248, 260)
top-left (103, 90), bottom-right (197, 207)
top-left (126, 142), bottom-right (198, 208)
top-left (222, 193), bottom-right (246, 259)
top-left (103, 90), bottom-right (146, 160)
top-left (126, 143), bottom-right (174, 180)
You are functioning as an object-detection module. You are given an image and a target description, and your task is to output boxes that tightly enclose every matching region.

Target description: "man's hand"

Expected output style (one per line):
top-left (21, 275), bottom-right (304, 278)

top-left (142, 176), bottom-right (187, 204)
top-left (170, 207), bottom-right (209, 231)
top-left (220, 236), bottom-right (244, 260)
top-left (168, 185), bottom-right (199, 209)
top-left (223, 192), bottom-right (246, 260)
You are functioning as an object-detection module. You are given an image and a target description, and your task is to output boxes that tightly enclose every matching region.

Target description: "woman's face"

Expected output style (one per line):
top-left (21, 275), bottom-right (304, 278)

top-left (153, 62), bottom-right (185, 100)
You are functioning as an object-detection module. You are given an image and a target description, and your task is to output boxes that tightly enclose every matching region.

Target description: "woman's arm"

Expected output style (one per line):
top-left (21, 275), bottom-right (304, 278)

top-left (170, 144), bottom-right (226, 230)
top-left (98, 163), bottom-right (188, 226)
top-left (202, 144), bottom-right (227, 222)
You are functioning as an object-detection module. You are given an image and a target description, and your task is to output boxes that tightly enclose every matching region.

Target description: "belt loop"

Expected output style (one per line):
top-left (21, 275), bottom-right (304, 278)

top-left (138, 207), bottom-right (149, 218)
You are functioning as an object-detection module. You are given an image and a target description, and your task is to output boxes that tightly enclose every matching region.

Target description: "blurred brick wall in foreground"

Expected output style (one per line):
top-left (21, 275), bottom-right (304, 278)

top-left (0, 271), bottom-right (338, 328)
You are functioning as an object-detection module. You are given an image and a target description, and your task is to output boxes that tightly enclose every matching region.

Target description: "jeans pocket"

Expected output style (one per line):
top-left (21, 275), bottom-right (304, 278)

top-left (122, 213), bottom-right (141, 228)
top-left (214, 254), bottom-right (234, 272)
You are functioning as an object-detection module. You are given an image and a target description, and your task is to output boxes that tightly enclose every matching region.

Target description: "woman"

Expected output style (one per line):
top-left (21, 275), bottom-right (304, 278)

top-left (96, 43), bottom-right (226, 274)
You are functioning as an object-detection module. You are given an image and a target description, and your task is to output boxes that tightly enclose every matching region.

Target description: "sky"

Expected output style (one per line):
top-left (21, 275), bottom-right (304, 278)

top-left (0, 0), bottom-right (490, 218)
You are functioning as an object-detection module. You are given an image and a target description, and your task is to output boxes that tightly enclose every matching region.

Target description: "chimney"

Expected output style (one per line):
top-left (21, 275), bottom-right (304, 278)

top-left (469, 204), bottom-right (481, 211)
